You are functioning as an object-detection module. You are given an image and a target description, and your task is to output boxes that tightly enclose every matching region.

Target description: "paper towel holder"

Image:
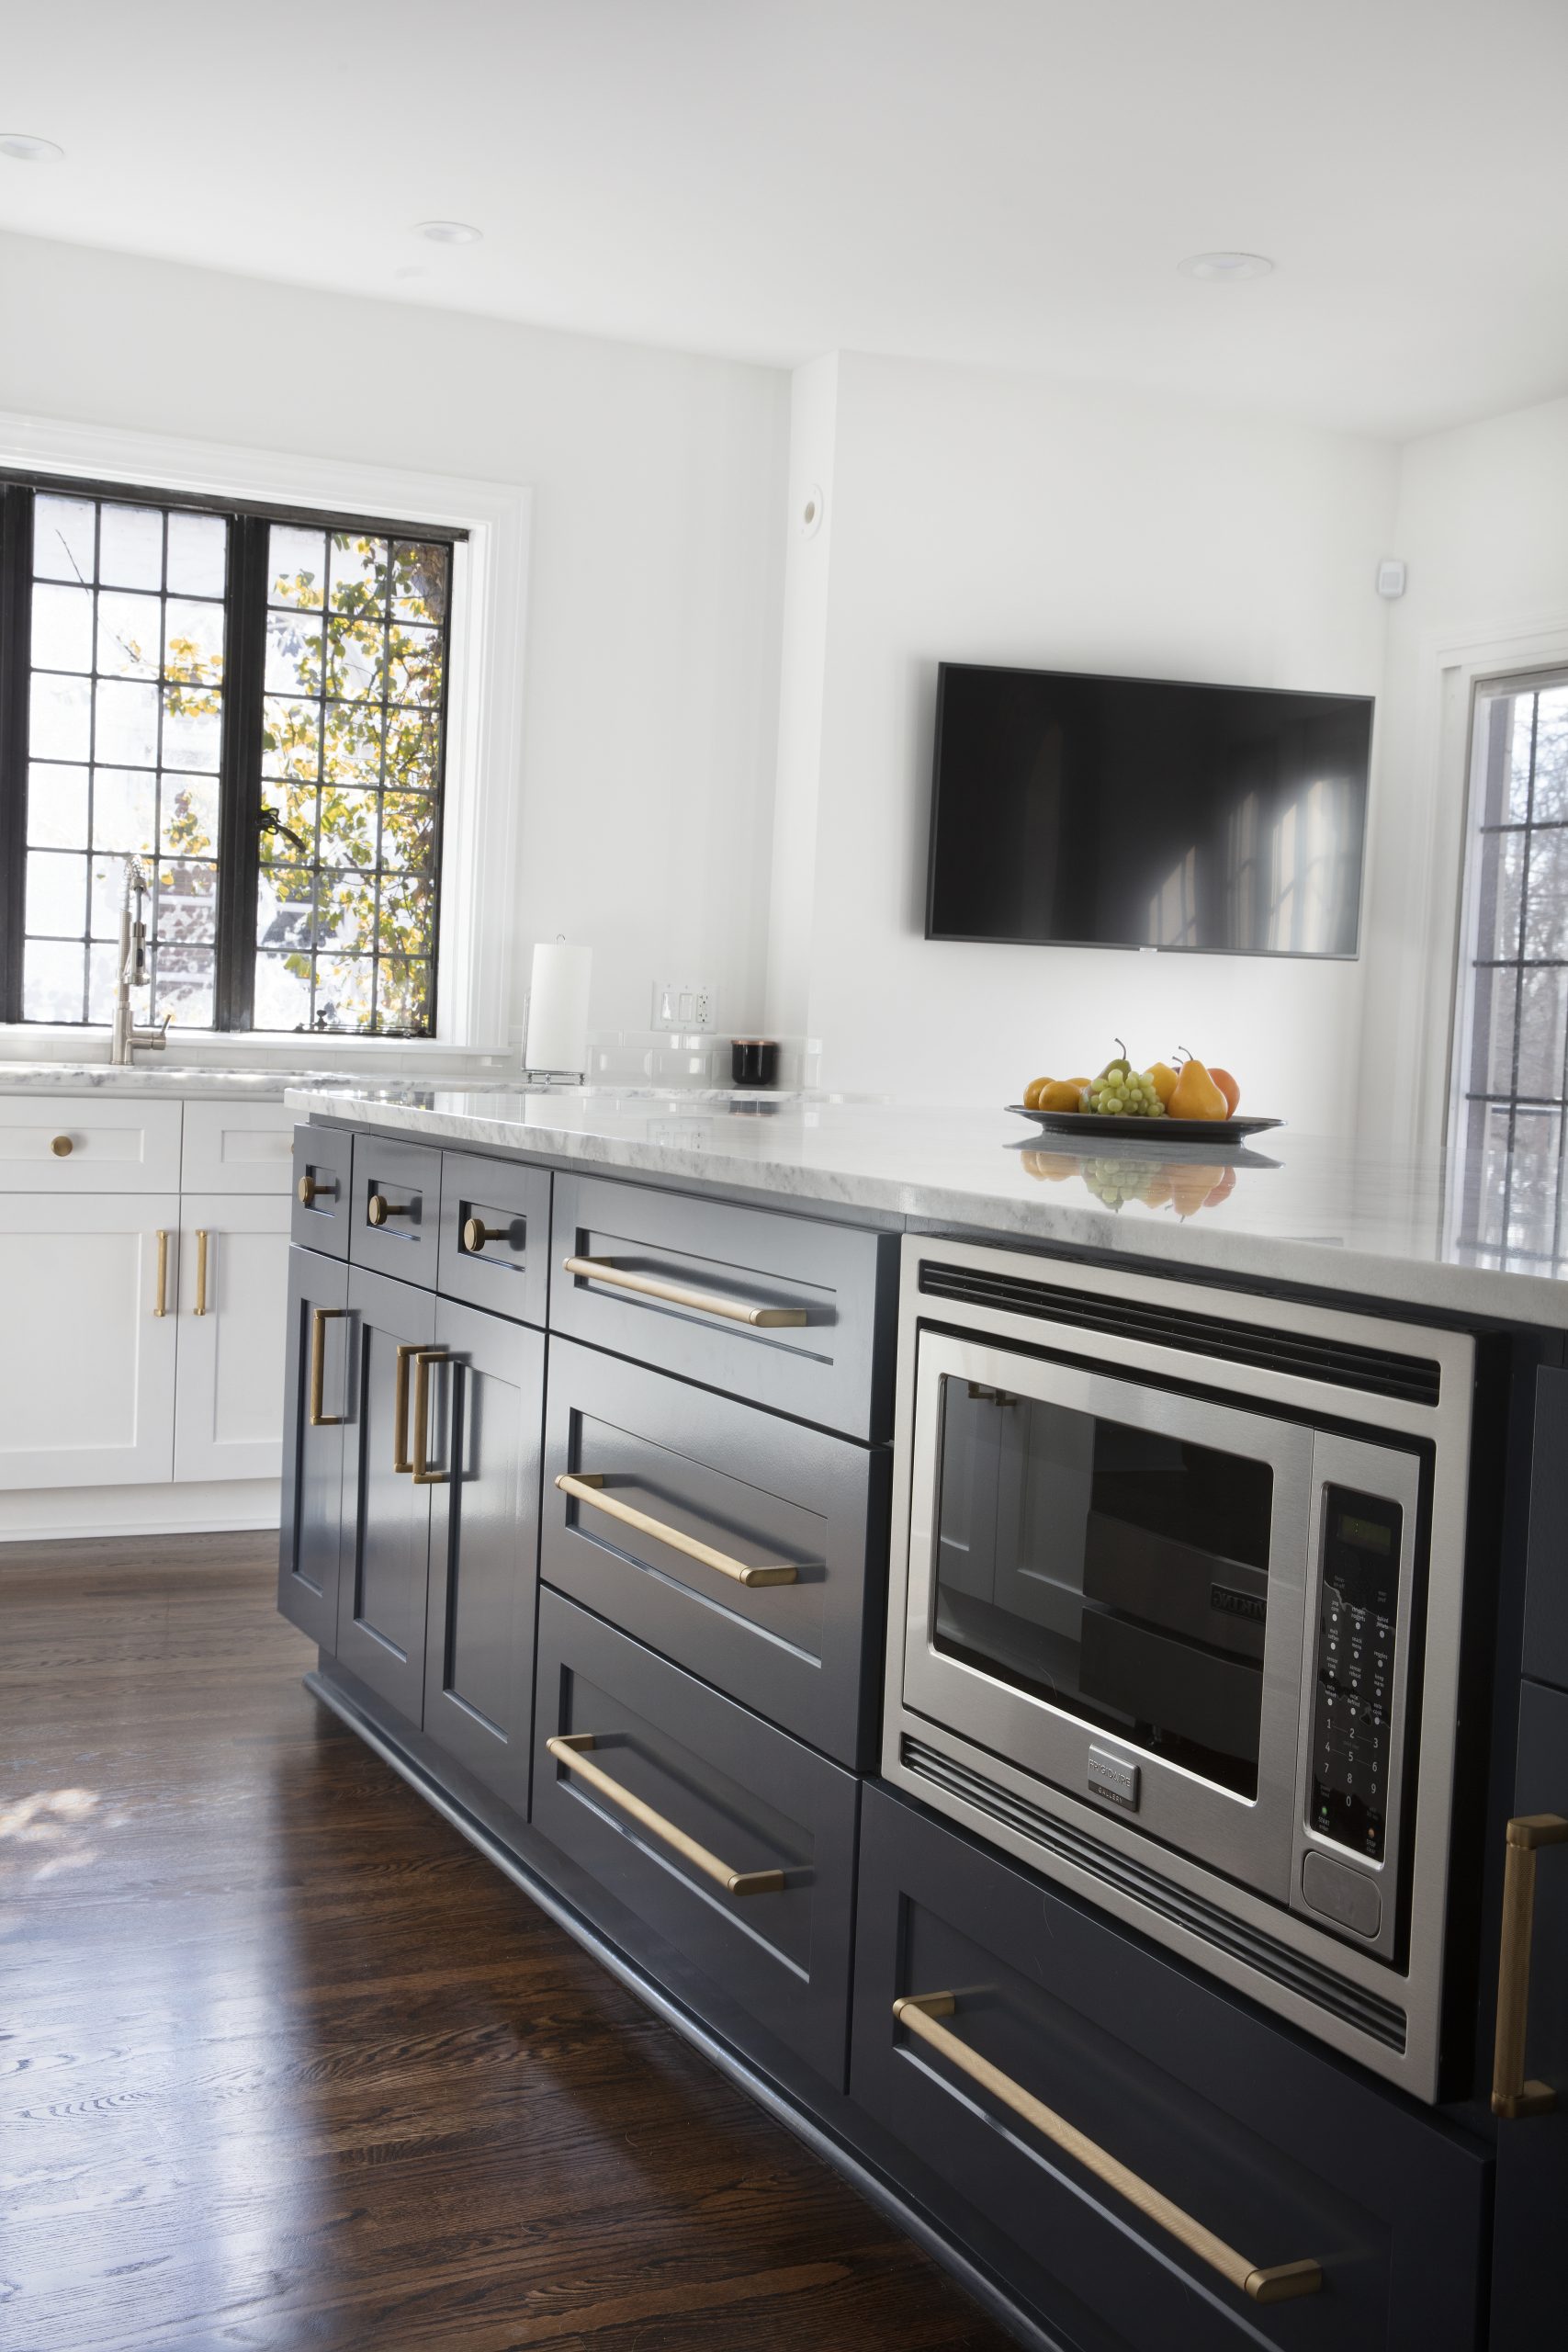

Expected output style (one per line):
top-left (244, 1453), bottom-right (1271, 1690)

top-left (524, 933), bottom-right (592, 1085)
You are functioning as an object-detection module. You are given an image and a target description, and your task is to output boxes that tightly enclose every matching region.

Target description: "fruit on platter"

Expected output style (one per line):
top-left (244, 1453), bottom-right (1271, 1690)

top-left (1020, 1046), bottom-right (1243, 1121)
top-left (1084, 1040), bottom-right (1166, 1118)
top-left (1023, 1075), bottom-right (1091, 1111)
top-left (1169, 1052), bottom-right (1231, 1121)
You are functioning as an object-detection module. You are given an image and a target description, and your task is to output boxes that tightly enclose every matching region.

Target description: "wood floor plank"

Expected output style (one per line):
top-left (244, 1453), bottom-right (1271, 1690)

top-left (0, 1533), bottom-right (1014, 2352)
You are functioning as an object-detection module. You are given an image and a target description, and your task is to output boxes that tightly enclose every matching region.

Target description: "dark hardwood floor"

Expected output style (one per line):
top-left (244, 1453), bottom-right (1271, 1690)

top-left (0, 1533), bottom-right (1011, 2352)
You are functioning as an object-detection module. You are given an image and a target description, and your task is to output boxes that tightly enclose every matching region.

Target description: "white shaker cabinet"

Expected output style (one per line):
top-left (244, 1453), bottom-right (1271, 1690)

top-left (0, 1091), bottom-right (296, 1517)
top-left (0, 1193), bottom-right (180, 1488)
top-left (173, 1193), bottom-right (293, 1482)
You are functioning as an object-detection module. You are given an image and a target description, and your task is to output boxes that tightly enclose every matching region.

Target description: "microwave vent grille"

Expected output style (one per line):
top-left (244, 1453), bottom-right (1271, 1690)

top-left (918, 1261), bottom-right (1440, 1408)
top-left (899, 1735), bottom-right (1407, 2053)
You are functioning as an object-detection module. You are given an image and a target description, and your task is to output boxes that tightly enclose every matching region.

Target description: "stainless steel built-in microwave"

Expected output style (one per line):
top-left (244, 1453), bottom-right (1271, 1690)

top-left (882, 1237), bottom-right (1479, 2100)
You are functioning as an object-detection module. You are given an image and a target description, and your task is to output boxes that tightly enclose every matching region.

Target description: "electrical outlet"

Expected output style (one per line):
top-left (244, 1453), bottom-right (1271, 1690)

top-left (651, 978), bottom-right (715, 1031)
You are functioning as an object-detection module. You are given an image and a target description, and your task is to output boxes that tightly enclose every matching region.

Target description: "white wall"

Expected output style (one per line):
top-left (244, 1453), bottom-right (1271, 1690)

top-left (770, 353), bottom-right (1399, 1129)
top-left (0, 230), bottom-right (789, 1044)
top-left (1358, 393), bottom-right (1568, 1153)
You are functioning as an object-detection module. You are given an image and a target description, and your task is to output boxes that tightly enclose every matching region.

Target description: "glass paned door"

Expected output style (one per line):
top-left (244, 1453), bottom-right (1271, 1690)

top-left (931, 1375), bottom-right (1274, 1798)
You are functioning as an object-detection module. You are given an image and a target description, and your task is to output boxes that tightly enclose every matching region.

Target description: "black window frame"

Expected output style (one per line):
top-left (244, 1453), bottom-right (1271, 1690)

top-left (0, 470), bottom-right (466, 1037)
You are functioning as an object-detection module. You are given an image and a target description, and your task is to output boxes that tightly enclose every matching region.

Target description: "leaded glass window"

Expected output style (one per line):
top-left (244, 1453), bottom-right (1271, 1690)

top-left (0, 476), bottom-right (459, 1036)
top-left (1452, 673), bottom-right (1568, 1265)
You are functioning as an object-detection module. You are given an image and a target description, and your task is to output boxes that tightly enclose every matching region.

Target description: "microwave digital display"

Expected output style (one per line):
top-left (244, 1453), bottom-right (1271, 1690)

top-left (1337, 1510), bottom-right (1393, 1555)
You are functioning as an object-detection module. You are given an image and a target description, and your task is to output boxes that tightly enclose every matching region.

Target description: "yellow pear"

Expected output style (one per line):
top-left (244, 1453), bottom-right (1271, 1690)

top-left (1169, 1055), bottom-right (1229, 1121)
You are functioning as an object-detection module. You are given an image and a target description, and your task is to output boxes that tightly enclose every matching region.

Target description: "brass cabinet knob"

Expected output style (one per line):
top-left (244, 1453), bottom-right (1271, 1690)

top-left (462, 1216), bottom-right (516, 1255)
top-left (367, 1192), bottom-right (412, 1228)
top-left (51, 1134), bottom-right (73, 1158)
top-left (298, 1171), bottom-right (338, 1208)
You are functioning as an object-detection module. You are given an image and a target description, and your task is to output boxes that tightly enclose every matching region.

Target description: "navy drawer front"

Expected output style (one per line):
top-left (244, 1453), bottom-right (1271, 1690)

top-left (290, 1123), bottom-right (355, 1259)
top-left (549, 1172), bottom-right (897, 1441)
top-left (436, 1150), bottom-right (551, 1327)
top-left (349, 1133), bottom-right (442, 1289)
top-left (852, 1787), bottom-right (1488, 2352)
top-left (542, 1338), bottom-right (886, 1767)
top-left (532, 1588), bottom-right (858, 2086)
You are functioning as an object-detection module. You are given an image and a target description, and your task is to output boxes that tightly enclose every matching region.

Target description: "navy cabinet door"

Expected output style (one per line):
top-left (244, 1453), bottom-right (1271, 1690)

top-left (335, 1266), bottom-right (436, 1724)
top-left (1523, 1367), bottom-right (1568, 1692)
top-left (1491, 1676), bottom-right (1568, 2348)
top-left (853, 1786), bottom-right (1489, 2352)
top-left (422, 1295), bottom-right (545, 1815)
top-left (277, 1246), bottom-right (349, 1648)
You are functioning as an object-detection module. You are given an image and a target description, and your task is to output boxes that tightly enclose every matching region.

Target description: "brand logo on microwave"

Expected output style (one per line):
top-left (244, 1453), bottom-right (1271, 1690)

top-left (1087, 1745), bottom-right (1141, 1812)
top-left (1211, 1581), bottom-right (1267, 1624)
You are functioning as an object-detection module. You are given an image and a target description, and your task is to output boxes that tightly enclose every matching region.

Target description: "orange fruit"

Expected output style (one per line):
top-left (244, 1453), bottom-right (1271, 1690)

top-left (1210, 1067), bottom-right (1241, 1114)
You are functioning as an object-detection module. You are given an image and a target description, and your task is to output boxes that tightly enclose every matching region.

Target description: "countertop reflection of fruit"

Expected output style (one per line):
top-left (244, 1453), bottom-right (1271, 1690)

top-left (1169, 1053), bottom-right (1230, 1121)
top-left (1019, 1148), bottom-right (1240, 1218)
top-left (1020, 1149), bottom-right (1083, 1182)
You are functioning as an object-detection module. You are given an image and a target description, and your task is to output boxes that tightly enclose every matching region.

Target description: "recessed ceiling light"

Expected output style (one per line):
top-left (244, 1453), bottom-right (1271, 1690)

top-left (1178, 251), bottom-right (1275, 283)
top-left (0, 132), bottom-right (65, 164)
top-left (412, 220), bottom-right (482, 245)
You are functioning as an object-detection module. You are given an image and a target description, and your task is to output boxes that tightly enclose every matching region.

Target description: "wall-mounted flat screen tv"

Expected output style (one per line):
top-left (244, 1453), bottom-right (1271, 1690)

top-left (926, 662), bottom-right (1371, 956)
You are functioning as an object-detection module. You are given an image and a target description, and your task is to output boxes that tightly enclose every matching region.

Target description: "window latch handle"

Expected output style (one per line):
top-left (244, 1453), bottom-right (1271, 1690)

top-left (257, 806), bottom-right (309, 855)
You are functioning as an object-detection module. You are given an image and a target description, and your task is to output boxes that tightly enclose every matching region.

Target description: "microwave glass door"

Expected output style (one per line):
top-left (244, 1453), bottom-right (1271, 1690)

top-left (932, 1374), bottom-right (1273, 1798)
top-left (903, 1332), bottom-right (1314, 1898)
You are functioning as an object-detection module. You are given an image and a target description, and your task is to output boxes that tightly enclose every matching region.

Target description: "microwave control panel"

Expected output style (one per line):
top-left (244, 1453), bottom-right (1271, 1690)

top-left (1309, 1486), bottom-right (1404, 1863)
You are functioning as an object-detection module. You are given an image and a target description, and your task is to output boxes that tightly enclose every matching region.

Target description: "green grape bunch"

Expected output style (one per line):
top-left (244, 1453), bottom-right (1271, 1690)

top-left (1083, 1039), bottom-right (1168, 1118)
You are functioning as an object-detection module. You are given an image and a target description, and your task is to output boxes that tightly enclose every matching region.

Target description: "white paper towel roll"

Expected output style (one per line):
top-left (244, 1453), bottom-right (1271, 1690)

top-left (525, 939), bottom-right (592, 1073)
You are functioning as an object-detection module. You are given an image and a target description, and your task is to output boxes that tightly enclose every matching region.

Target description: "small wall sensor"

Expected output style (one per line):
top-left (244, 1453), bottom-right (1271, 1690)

top-left (1376, 559), bottom-right (1407, 599)
top-left (799, 482), bottom-right (825, 539)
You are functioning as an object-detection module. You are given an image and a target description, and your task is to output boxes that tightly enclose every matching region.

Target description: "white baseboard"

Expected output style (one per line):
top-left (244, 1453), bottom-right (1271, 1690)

top-left (0, 1478), bottom-right (280, 1543)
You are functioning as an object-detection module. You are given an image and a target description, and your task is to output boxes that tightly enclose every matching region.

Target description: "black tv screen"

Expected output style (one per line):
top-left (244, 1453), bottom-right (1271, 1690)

top-left (926, 662), bottom-right (1371, 956)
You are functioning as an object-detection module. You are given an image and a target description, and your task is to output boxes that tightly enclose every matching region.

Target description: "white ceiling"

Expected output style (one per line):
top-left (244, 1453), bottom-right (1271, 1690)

top-left (3, 0), bottom-right (1565, 440)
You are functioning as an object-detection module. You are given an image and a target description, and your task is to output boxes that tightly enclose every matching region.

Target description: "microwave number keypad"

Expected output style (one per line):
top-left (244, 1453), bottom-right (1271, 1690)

top-left (1310, 1487), bottom-right (1403, 1863)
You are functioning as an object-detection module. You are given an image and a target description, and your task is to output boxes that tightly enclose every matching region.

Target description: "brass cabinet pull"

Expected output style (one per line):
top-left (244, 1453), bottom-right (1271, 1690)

top-left (367, 1192), bottom-right (412, 1228)
top-left (412, 1348), bottom-right (450, 1486)
top-left (392, 1340), bottom-right (422, 1473)
top-left (298, 1171), bottom-right (337, 1208)
top-left (153, 1229), bottom-right (169, 1318)
top-left (194, 1228), bottom-right (209, 1317)
top-left (546, 1734), bottom-right (785, 1895)
top-left (463, 1215), bottom-right (517, 1255)
top-left (556, 1471), bottom-right (798, 1587)
top-left (1492, 1812), bottom-right (1568, 2118)
top-left (309, 1306), bottom-right (346, 1428)
top-left (892, 1993), bottom-right (1322, 2306)
top-left (51, 1134), bottom-right (73, 1158)
top-left (561, 1254), bottom-right (807, 1329)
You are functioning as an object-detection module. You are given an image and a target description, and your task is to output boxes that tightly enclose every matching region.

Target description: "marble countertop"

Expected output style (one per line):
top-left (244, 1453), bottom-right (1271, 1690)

top-left (0, 1063), bottom-right (360, 1099)
top-left (285, 1080), bottom-right (1568, 1328)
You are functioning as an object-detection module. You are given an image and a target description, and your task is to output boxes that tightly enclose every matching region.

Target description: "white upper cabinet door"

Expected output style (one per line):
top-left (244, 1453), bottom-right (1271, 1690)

top-left (0, 1195), bottom-right (179, 1488)
top-left (174, 1193), bottom-right (292, 1483)
top-left (0, 1096), bottom-right (182, 1193)
top-left (180, 1101), bottom-right (296, 1195)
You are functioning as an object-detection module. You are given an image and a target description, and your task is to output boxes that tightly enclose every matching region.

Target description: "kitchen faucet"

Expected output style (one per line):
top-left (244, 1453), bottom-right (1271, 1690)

top-left (109, 856), bottom-right (172, 1064)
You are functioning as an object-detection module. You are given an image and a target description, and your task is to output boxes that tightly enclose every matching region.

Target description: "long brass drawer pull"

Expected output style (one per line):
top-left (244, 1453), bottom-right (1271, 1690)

top-left (194, 1228), bottom-right (209, 1317)
top-left (392, 1340), bottom-right (423, 1473)
top-left (309, 1307), bottom-right (346, 1427)
top-left (546, 1733), bottom-right (785, 1896)
top-left (1492, 1812), bottom-right (1568, 2118)
top-left (412, 1348), bottom-right (450, 1486)
top-left (561, 1254), bottom-right (807, 1329)
top-left (556, 1472), bottom-right (799, 1588)
top-left (153, 1229), bottom-right (169, 1318)
top-left (892, 1993), bottom-right (1322, 2307)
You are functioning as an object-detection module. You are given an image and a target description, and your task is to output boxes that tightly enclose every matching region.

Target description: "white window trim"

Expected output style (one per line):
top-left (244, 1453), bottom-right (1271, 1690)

top-left (1375, 608), bottom-right (1568, 1162)
top-left (0, 408), bottom-right (530, 1055)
